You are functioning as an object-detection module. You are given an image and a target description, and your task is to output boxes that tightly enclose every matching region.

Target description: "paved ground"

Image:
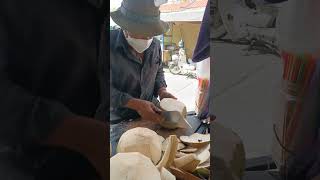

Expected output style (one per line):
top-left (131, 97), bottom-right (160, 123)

top-left (212, 42), bottom-right (283, 158)
top-left (163, 68), bottom-right (198, 112)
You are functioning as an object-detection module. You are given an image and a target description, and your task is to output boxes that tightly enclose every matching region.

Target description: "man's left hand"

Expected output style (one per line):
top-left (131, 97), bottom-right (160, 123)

top-left (158, 88), bottom-right (177, 100)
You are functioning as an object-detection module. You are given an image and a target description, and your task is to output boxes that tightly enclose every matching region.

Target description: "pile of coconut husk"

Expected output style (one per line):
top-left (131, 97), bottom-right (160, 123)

top-left (110, 127), bottom-right (210, 180)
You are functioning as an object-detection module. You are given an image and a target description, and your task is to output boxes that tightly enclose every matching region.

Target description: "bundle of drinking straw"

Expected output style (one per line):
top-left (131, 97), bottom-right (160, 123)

top-left (281, 51), bottom-right (316, 146)
top-left (276, 51), bottom-right (317, 177)
top-left (196, 78), bottom-right (210, 119)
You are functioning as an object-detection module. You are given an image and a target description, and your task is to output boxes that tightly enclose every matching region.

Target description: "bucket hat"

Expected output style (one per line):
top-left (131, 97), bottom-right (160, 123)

top-left (110, 0), bottom-right (169, 36)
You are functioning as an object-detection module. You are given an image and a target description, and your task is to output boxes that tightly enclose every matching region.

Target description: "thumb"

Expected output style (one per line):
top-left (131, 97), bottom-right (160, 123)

top-left (151, 104), bottom-right (162, 114)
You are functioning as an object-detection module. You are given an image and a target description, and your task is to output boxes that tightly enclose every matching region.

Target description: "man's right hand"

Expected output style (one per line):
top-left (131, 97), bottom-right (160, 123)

top-left (126, 99), bottom-right (163, 123)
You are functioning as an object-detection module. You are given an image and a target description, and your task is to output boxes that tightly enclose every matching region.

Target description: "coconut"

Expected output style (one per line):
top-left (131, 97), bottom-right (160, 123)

top-left (160, 98), bottom-right (187, 118)
top-left (117, 127), bottom-right (162, 165)
top-left (180, 133), bottom-right (210, 148)
top-left (159, 98), bottom-right (192, 129)
top-left (110, 152), bottom-right (161, 180)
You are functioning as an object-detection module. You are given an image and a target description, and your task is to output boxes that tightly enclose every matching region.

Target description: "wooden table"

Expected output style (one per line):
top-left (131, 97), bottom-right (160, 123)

top-left (110, 114), bottom-right (202, 156)
top-left (119, 114), bottom-right (202, 138)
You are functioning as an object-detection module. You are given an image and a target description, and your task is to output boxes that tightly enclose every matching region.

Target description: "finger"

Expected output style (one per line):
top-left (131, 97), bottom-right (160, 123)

top-left (153, 113), bottom-right (164, 123)
top-left (151, 104), bottom-right (162, 114)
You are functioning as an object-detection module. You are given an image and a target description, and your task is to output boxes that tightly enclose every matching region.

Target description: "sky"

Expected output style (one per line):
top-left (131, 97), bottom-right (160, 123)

top-left (110, 0), bottom-right (123, 26)
top-left (110, 0), bottom-right (122, 11)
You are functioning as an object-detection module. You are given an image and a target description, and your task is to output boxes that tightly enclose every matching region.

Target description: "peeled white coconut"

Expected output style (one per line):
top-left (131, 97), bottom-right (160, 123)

top-left (159, 98), bottom-right (191, 129)
top-left (160, 98), bottom-right (187, 118)
top-left (180, 133), bottom-right (210, 148)
top-left (110, 152), bottom-right (161, 180)
top-left (117, 127), bottom-right (162, 165)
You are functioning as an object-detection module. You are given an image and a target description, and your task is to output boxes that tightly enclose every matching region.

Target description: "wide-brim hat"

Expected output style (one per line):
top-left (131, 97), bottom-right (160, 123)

top-left (110, 0), bottom-right (169, 37)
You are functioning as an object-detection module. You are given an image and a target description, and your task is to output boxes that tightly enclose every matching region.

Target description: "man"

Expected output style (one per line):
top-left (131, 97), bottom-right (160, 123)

top-left (109, 0), bottom-right (177, 155)
top-left (0, 0), bottom-right (108, 179)
top-left (110, 0), bottom-right (176, 123)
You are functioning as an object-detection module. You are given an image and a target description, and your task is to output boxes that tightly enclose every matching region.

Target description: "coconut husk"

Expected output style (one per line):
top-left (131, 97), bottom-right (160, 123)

top-left (162, 137), bottom-right (186, 152)
top-left (176, 152), bottom-right (188, 158)
top-left (180, 133), bottom-right (210, 148)
top-left (169, 166), bottom-right (201, 180)
top-left (160, 167), bottom-right (176, 180)
top-left (173, 154), bottom-right (201, 173)
top-left (179, 147), bottom-right (198, 153)
top-left (157, 135), bottom-right (179, 170)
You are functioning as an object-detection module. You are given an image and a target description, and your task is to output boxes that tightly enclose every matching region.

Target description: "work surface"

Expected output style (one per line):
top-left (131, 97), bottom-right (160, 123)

top-left (110, 114), bottom-right (206, 156)
top-left (117, 114), bottom-right (203, 138)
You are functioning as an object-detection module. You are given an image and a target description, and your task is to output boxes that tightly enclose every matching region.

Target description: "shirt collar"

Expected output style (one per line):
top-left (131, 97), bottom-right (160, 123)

top-left (115, 29), bottom-right (129, 50)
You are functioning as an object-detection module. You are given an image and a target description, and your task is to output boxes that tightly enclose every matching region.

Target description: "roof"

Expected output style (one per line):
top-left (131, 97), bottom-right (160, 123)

top-left (160, 7), bottom-right (205, 22)
top-left (160, 0), bottom-right (208, 13)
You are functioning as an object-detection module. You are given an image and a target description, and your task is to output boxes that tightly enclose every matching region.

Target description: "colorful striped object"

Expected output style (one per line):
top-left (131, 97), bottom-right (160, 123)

top-left (274, 51), bottom-right (317, 179)
top-left (196, 78), bottom-right (210, 119)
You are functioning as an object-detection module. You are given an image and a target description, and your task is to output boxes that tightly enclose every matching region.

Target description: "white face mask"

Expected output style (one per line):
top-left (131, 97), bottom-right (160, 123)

top-left (125, 35), bottom-right (153, 53)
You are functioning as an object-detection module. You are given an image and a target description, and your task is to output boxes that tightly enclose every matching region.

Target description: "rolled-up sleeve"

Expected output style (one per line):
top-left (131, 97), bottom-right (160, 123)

top-left (153, 48), bottom-right (167, 96)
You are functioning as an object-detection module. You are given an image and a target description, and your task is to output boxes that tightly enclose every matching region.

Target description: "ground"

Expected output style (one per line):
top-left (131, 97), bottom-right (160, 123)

top-left (212, 42), bottom-right (283, 159)
top-left (163, 68), bottom-right (198, 112)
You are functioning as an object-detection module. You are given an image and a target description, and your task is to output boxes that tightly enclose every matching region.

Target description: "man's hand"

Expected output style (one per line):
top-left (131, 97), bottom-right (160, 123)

top-left (126, 99), bottom-right (163, 123)
top-left (43, 116), bottom-right (108, 180)
top-left (158, 88), bottom-right (177, 100)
